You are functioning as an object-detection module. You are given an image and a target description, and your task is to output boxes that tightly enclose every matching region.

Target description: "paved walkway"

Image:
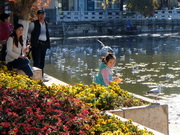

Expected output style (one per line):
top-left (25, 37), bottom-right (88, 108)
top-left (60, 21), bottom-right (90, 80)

top-left (169, 125), bottom-right (180, 135)
top-left (43, 74), bottom-right (68, 86)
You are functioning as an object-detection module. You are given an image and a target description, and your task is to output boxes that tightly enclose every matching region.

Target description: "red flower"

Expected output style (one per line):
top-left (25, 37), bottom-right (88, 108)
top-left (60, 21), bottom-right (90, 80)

top-left (41, 124), bottom-right (50, 132)
top-left (77, 113), bottom-right (84, 117)
top-left (79, 130), bottom-right (85, 134)
top-left (54, 102), bottom-right (60, 106)
top-left (46, 101), bottom-right (52, 105)
top-left (1, 131), bottom-right (7, 134)
top-left (5, 108), bottom-right (12, 113)
top-left (34, 92), bottom-right (39, 98)
top-left (27, 118), bottom-right (33, 122)
top-left (1, 122), bottom-right (10, 128)
top-left (26, 107), bottom-right (33, 114)
top-left (63, 125), bottom-right (69, 131)
top-left (45, 108), bottom-right (52, 113)
top-left (56, 118), bottom-right (62, 126)
top-left (13, 128), bottom-right (19, 133)
top-left (64, 132), bottom-right (70, 135)
top-left (13, 112), bottom-right (18, 117)
top-left (37, 115), bottom-right (45, 120)
top-left (82, 109), bottom-right (89, 114)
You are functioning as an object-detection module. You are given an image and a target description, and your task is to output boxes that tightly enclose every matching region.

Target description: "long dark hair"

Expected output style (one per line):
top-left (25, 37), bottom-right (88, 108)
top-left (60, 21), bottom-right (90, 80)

top-left (102, 53), bottom-right (116, 63)
top-left (0, 13), bottom-right (10, 22)
top-left (10, 24), bottom-right (23, 48)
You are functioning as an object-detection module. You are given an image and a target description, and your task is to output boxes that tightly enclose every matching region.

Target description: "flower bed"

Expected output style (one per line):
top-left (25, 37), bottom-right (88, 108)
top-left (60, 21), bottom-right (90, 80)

top-left (0, 62), bottom-right (150, 111)
top-left (0, 88), bottom-right (154, 134)
top-left (47, 83), bottom-right (150, 110)
top-left (0, 62), bottom-right (155, 134)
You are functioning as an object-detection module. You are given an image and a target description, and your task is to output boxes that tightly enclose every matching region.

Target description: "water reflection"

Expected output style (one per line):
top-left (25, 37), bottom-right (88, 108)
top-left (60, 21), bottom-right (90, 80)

top-left (45, 33), bottom-right (180, 97)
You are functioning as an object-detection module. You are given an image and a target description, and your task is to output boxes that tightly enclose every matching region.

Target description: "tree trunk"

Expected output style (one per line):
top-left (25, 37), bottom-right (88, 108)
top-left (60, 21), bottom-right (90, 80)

top-left (18, 0), bottom-right (35, 20)
top-left (18, 19), bottom-right (29, 41)
top-left (15, 1), bottom-right (34, 42)
top-left (11, 0), bottom-right (35, 20)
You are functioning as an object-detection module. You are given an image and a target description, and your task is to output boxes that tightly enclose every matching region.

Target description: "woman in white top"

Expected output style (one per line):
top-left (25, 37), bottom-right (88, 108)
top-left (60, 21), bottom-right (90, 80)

top-left (6, 24), bottom-right (33, 77)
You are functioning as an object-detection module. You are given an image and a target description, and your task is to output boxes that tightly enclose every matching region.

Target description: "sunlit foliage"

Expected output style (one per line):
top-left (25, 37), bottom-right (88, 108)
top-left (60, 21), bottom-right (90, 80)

top-left (7, 0), bottom-right (51, 20)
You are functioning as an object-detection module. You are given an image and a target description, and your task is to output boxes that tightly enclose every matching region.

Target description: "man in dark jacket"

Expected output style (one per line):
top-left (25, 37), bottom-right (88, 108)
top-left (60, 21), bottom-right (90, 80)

top-left (28, 10), bottom-right (51, 81)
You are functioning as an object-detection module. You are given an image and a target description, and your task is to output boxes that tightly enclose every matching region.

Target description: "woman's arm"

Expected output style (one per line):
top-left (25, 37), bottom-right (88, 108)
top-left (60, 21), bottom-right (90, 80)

top-left (101, 68), bottom-right (111, 85)
top-left (6, 37), bottom-right (20, 59)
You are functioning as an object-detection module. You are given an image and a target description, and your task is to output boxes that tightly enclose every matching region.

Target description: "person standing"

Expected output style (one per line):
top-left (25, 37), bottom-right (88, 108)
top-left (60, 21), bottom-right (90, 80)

top-left (28, 10), bottom-right (51, 80)
top-left (0, 13), bottom-right (14, 61)
top-left (6, 24), bottom-right (33, 77)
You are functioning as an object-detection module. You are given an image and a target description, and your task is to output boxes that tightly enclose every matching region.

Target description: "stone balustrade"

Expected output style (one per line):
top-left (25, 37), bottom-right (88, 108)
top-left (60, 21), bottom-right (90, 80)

top-left (56, 9), bottom-right (180, 23)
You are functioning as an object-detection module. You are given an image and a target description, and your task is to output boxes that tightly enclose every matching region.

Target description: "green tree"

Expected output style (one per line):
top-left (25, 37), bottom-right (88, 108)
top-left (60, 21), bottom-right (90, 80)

top-left (125, 0), bottom-right (159, 16)
top-left (105, 0), bottom-right (159, 17)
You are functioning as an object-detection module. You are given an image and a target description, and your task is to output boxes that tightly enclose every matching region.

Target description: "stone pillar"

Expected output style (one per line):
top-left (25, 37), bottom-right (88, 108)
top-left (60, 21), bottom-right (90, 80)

top-left (74, 0), bottom-right (78, 11)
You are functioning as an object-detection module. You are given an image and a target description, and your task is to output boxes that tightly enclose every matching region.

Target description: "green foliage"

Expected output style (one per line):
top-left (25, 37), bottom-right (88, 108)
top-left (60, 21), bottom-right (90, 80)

top-left (126, 0), bottom-right (159, 17)
top-left (105, 0), bottom-right (159, 16)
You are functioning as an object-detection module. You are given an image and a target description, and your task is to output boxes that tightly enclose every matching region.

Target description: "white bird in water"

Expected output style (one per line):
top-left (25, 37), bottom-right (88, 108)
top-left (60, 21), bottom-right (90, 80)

top-left (146, 85), bottom-right (163, 101)
top-left (147, 85), bottom-right (162, 94)
top-left (97, 39), bottom-right (114, 54)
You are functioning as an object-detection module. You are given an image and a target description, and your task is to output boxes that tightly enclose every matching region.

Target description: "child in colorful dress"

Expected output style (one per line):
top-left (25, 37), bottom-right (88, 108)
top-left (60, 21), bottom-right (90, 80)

top-left (95, 53), bottom-right (122, 86)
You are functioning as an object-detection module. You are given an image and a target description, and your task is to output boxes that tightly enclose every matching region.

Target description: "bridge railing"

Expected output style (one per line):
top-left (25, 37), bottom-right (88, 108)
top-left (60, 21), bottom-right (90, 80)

top-left (57, 11), bottom-right (122, 22)
top-left (56, 9), bottom-right (180, 23)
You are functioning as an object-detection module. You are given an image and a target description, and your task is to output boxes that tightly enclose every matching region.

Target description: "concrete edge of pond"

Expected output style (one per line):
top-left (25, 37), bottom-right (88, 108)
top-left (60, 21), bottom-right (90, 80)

top-left (43, 73), bottom-right (69, 86)
top-left (105, 111), bottom-right (165, 135)
top-left (107, 92), bottom-right (169, 134)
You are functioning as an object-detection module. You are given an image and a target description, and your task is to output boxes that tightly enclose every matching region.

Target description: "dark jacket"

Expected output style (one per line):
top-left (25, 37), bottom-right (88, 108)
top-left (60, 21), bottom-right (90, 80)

top-left (30, 20), bottom-right (50, 48)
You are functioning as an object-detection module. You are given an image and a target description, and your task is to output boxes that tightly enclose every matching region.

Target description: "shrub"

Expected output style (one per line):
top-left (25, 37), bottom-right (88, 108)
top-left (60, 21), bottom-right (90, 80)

top-left (0, 88), bottom-right (97, 134)
top-left (46, 83), bottom-right (149, 110)
top-left (0, 88), bottom-right (153, 135)
top-left (0, 62), bottom-right (154, 134)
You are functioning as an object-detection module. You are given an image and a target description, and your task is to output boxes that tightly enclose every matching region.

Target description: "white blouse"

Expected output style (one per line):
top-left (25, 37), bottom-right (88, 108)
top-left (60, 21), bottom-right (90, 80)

top-left (6, 37), bottom-right (26, 62)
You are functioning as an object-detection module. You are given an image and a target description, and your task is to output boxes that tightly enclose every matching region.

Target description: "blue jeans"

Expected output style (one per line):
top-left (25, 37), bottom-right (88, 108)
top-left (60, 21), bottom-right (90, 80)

top-left (9, 58), bottom-right (33, 77)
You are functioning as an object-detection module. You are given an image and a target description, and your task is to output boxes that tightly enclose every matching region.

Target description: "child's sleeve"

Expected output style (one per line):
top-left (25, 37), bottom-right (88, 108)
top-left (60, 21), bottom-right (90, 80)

top-left (101, 68), bottom-right (110, 85)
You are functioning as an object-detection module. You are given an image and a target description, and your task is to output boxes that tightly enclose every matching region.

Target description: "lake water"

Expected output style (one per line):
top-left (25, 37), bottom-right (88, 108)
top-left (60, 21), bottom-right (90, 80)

top-left (45, 33), bottom-right (180, 133)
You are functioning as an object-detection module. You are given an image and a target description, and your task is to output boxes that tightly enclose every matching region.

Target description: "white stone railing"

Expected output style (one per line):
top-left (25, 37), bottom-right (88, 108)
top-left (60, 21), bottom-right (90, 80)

top-left (56, 9), bottom-right (180, 22)
top-left (57, 11), bottom-right (122, 22)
